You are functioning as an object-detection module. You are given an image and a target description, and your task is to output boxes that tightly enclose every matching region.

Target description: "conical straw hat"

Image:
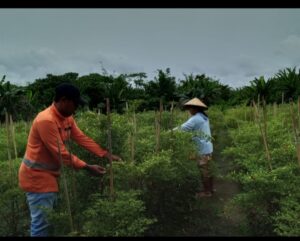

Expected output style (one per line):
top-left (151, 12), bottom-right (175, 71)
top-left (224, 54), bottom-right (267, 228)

top-left (183, 98), bottom-right (207, 109)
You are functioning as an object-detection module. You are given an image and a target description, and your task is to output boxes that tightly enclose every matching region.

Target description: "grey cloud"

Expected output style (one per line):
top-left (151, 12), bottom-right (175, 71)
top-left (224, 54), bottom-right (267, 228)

top-left (0, 48), bottom-right (148, 85)
top-left (235, 55), bottom-right (262, 77)
top-left (67, 51), bottom-right (146, 77)
top-left (282, 35), bottom-right (300, 49)
top-left (1, 9), bottom-right (300, 89)
top-left (0, 48), bottom-right (65, 85)
top-left (278, 35), bottom-right (300, 63)
top-left (0, 48), bottom-right (55, 69)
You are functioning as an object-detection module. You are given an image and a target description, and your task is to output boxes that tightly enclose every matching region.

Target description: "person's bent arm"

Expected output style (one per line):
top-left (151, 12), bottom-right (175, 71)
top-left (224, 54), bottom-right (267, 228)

top-left (181, 118), bottom-right (196, 132)
top-left (70, 119), bottom-right (122, 161)
top-left (36, 119), bottom-right (86, 169)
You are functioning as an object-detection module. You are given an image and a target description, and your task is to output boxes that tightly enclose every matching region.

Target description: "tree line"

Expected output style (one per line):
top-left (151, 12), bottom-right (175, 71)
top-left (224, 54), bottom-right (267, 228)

top-left (1, 67), bottom-right (300, 121)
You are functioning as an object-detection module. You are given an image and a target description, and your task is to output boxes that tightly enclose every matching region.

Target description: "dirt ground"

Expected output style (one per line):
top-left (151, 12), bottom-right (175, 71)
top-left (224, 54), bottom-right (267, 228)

top-left (179, 129), bottom-right (251, 236)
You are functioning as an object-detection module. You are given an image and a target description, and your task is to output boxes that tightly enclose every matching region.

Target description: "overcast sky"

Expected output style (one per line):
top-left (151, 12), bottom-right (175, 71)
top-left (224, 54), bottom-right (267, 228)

top-left (0, 8), bottom-right (300, 88)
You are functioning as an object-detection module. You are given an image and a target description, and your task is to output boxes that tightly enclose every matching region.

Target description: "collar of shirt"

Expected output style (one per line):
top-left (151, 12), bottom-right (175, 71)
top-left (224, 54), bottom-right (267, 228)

top-left (50, 102), bottom-right (68, 121)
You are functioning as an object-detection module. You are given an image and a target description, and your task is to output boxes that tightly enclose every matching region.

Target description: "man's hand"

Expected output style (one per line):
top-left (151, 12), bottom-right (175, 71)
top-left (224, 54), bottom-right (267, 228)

top-left (189, 154), bottom-right (197, 160)
top-left (85, 164), bottom-right (106, 176)
top-left (104, 152), bottom-right (122, 162)
top-left (111, 154), bottom-right (122, 161)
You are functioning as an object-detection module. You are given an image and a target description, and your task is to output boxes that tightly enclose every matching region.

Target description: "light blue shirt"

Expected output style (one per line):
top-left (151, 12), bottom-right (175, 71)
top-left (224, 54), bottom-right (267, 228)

top-left (180, 112), bottom-right (213, 155)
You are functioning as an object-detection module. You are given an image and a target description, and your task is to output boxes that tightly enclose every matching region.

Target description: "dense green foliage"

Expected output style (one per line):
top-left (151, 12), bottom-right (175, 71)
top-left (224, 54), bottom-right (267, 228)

top-left (1, 80), bottom-right (300, 235)
top-left (2, 60), bottom-right (300, 237)
top-left (2, 67), bottom-right (300, 122)
top-left (223, 104), bottom-right (300, 236)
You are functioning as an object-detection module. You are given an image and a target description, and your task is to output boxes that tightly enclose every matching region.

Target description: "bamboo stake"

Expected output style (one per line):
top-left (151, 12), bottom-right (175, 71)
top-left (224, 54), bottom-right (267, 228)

top-left (289, 100), bottom-right (298, 142)
top-left (5, 112), bottom-right (17, 233)
top-left (133, 111), bottom-right (137, 134)
top-left (170, 100), bottom-right (174, 130)
top-left (289, 100), bottom-right (300, 167)
top-left (9, 115), bottom-right (18, 159)
top-left (130, 111), bottom-right (136, 163)
top-left (65, 132), bottom-right (78, 229)
top-left (24, 121), bottom-right (32, 137)
top-left (129, 134), bottom-right (134, 163)
top-left (237, 120), bottom-right (241, 135)
top-left (252, 100), bottom-right (272, 171)
top-left (155, 99), bottom-right (163, 153)
top-left (298, 96), bottom-right (300, 129)
top-left (57, 138), bottom-right (74, 233)
top-left (5, 112), bottom-right (12, 183)
top-left (24, 121), bottom-right (27, 137)
top-left (155, 112), bottom-right (159, 152)
top-left (106, 98), bottom-right (114, 200)
top-left (170, 101), bottom-right (177, 154)
top-left (98, 112), bottom-right (104, 194)
top-left (262, 98), bottom-right (267, 139)
top-left (273, 102), bottom-right (277, 117)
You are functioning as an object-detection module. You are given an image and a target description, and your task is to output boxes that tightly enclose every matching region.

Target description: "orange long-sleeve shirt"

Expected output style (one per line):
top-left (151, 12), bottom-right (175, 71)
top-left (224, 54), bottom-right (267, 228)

top-left (18, 103), bottom-right (108, 193)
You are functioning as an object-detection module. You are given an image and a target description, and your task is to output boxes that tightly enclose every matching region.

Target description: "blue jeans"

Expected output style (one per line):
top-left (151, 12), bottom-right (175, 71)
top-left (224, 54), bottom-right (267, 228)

top-left (26, 192), bottom-right (57, 237)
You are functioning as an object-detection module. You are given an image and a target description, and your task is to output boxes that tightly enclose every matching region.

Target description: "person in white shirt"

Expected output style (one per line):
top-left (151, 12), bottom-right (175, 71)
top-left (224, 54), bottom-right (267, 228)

top-left (175, 98), bottom-right (214, 198)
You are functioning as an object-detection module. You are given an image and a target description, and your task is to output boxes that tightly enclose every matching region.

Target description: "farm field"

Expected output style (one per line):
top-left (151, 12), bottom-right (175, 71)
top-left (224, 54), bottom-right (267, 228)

top-left (1, 103), bottom-right (299, 236)
top-left (1, 9), bottom-right (300, 237)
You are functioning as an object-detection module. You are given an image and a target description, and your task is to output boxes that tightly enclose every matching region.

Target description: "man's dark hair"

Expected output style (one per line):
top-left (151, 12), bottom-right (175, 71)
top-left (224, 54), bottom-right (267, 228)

top-left (54, 83), bottom-right (85, 106)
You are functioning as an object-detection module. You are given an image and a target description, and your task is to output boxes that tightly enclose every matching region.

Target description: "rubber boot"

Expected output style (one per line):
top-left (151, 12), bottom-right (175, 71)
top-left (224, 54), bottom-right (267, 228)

top-left (209, 177), bottom-right (216, 193)
top-left (196, 177), bottom-right (212, 198)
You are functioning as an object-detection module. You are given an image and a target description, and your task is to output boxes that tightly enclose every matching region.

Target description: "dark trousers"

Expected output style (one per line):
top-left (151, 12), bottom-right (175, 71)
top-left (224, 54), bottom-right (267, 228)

top-left (197, 154), bottom-right (214, 193)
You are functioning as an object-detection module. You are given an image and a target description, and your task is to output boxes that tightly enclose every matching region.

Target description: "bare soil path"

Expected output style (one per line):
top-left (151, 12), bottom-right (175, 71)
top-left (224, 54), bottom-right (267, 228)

top-left (178, 129), bottom-right (251, 236)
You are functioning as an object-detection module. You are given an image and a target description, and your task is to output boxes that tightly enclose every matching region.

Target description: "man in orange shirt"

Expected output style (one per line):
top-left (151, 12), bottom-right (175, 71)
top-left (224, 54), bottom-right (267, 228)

top-left (18, 83), bottom-right (122, 236)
